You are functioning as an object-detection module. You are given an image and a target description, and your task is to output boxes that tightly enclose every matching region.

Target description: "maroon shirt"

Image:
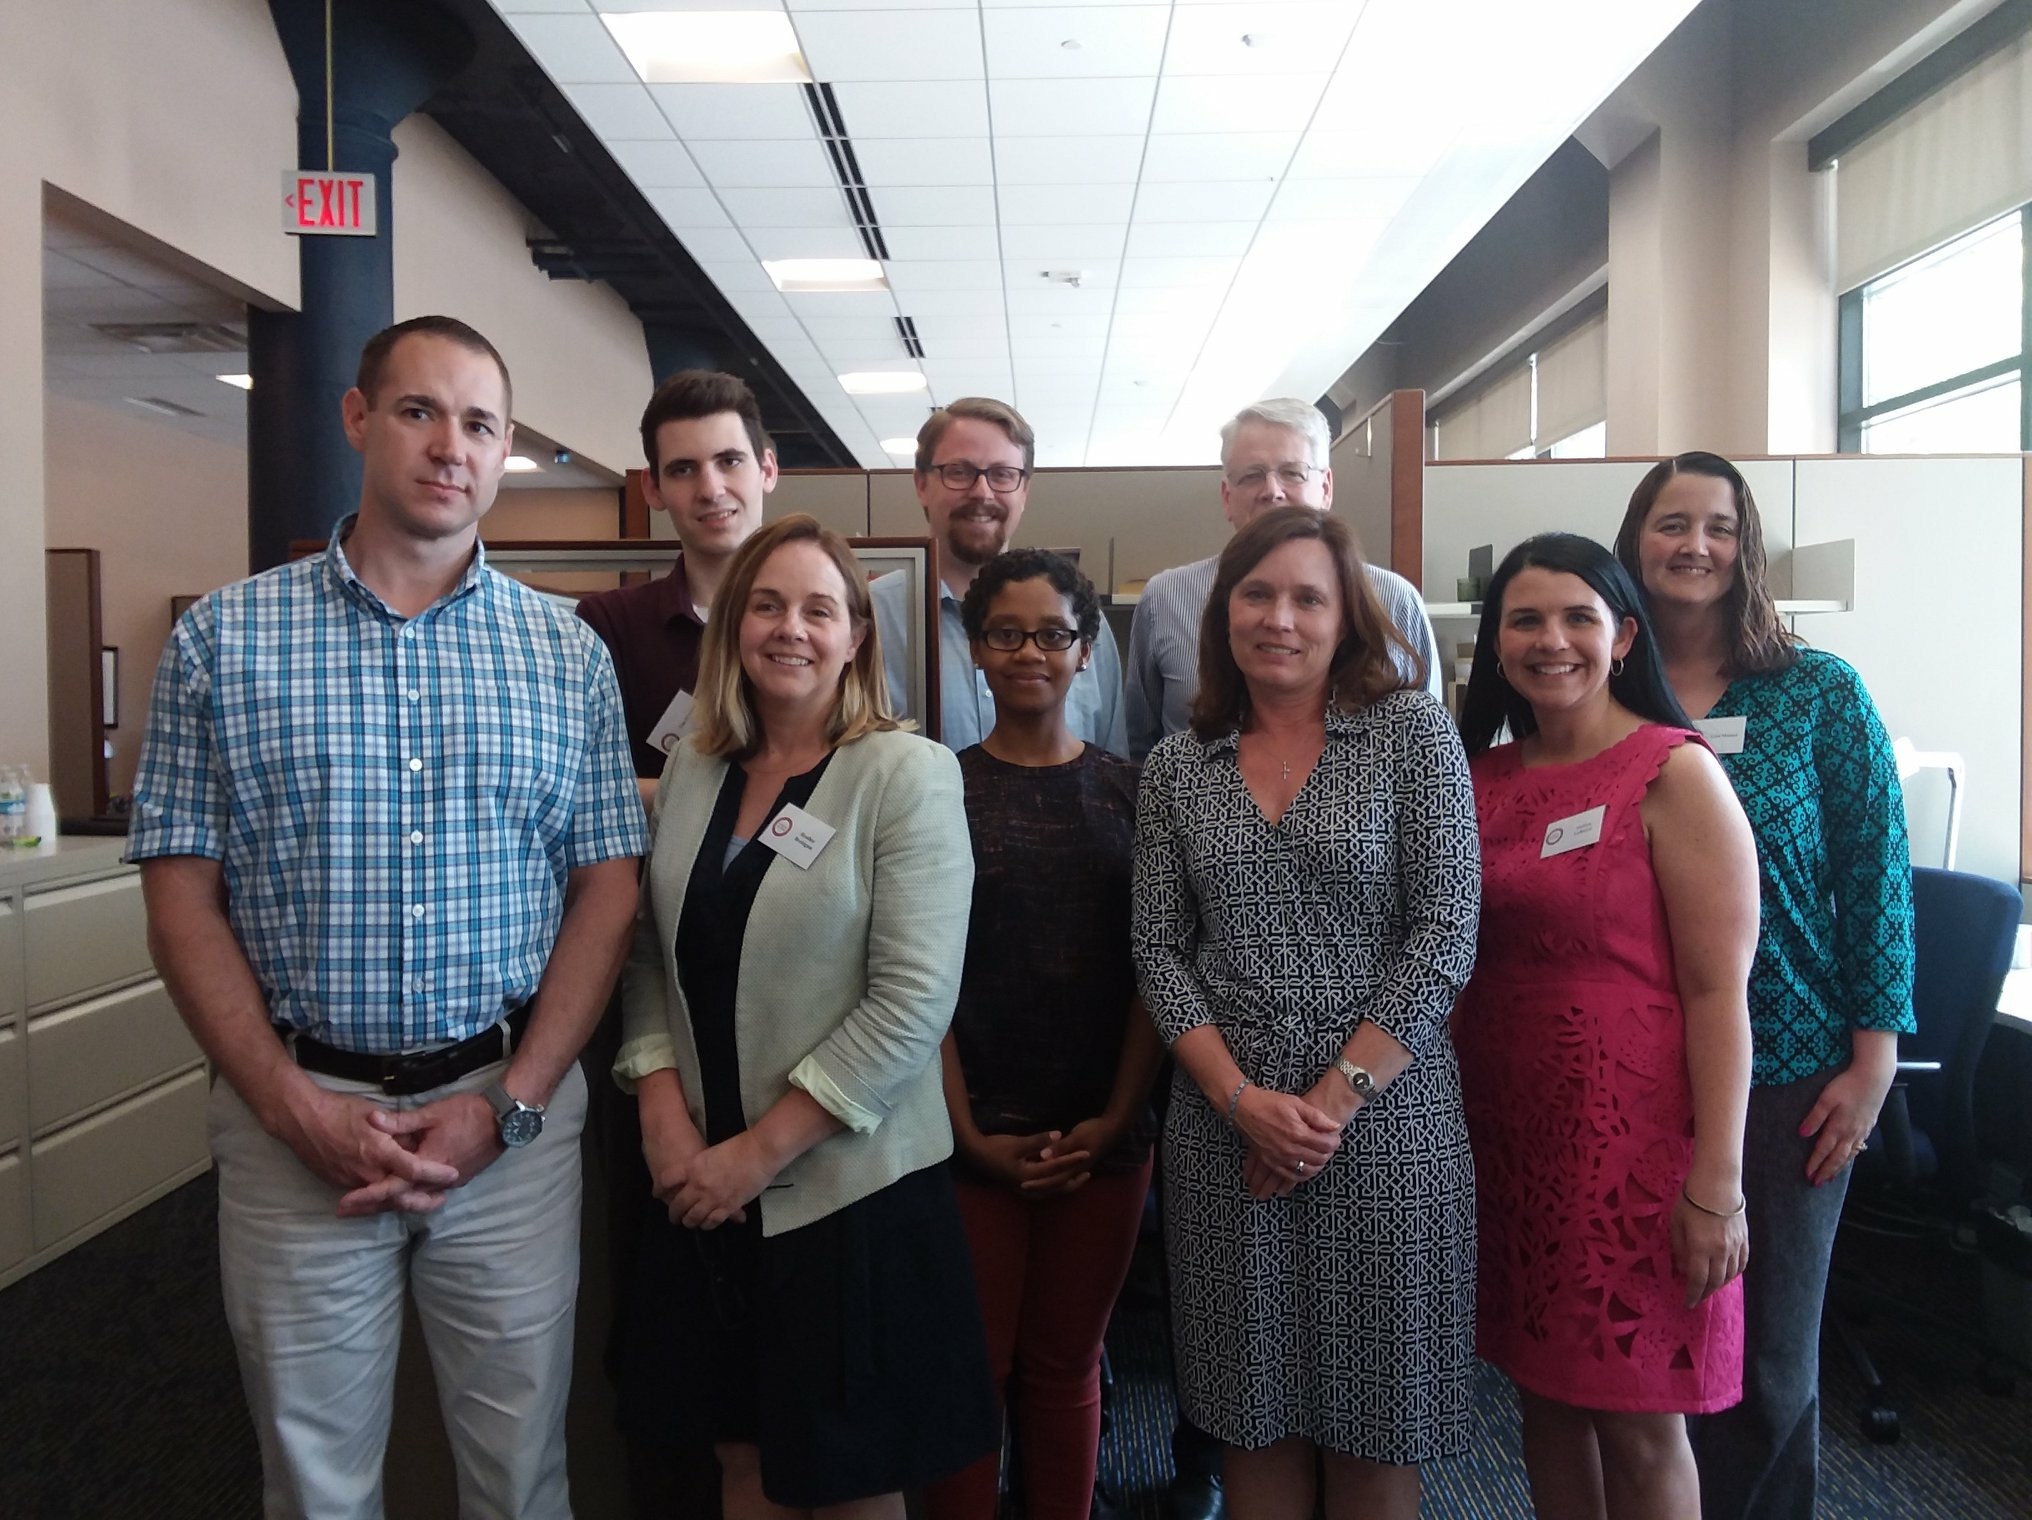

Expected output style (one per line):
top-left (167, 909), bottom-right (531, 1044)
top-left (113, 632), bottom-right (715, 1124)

top-left (576, 557), bottom-right (706, 779)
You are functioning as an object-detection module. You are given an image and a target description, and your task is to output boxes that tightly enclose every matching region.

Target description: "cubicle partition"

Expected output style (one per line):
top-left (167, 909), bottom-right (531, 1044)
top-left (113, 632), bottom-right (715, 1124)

top-left (1422, 456), bottom-right (2027, 886)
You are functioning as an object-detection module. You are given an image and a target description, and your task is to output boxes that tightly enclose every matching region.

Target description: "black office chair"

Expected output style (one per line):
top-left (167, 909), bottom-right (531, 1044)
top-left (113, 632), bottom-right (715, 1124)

top-left (1830, 864), bottom-right (2022, 1441)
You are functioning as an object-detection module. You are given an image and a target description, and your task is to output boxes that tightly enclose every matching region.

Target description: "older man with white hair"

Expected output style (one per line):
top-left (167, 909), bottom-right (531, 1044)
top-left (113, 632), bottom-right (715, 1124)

top-left (1124, 398), bottom-right (1442, 762)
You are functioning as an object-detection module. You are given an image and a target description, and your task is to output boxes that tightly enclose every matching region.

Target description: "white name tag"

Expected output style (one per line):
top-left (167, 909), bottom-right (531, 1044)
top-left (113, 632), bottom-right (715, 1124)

top-left (1694, 715), bottom-right (1747, 755)
top-left (758, 802), bottom-right (837, 870)
top-left (1541, 804), bottom-right (1607, 859)
top-left (650, 689), bottom-right (696, 755)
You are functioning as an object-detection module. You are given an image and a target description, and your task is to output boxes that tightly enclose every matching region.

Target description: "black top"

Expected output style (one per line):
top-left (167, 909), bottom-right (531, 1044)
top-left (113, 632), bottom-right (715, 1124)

top-left (953, 744), bottom-right (1154, 1171)
top-left (676, 752), bottom-right (835, 1145)
top-left (577, 557), bottom-right (706, 779)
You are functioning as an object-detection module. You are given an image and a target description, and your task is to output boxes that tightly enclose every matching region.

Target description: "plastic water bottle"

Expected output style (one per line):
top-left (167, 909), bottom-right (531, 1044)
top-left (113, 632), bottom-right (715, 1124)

top-left (0, 766), bottom-right (25, 844)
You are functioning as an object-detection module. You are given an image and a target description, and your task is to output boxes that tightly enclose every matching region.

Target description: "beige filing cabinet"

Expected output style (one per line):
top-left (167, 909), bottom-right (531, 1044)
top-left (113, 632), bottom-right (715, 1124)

top-left (0, 839), bottom-right (208, 1290)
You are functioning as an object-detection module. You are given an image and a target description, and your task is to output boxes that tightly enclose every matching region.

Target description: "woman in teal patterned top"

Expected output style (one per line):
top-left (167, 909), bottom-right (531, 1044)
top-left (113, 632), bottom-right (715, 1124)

top-left (1615, 452), bottom-right (1916, 1520)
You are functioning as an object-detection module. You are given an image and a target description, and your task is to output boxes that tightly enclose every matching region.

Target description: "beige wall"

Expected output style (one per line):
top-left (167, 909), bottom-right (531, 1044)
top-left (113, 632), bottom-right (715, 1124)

top-left (43, 395), bottom-right (251, 800)
top-left (1, 0), bottom-right (297, 780)
top-left (484, 488), bottom-right (624, 542)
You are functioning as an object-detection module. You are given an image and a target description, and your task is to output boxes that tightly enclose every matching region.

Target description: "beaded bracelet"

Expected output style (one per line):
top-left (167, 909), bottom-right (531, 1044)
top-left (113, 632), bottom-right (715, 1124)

top-left (1680, 1185), bottom-right (1746, 1219)
top-left (1225, 1078), bottom-right (1250, 1125)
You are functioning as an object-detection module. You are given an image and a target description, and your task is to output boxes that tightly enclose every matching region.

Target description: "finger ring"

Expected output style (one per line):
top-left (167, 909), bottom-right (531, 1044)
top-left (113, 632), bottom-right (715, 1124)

top-left (1295, 1161), bottom-right (1308, 1175)
top-left (1856, 1140), bottom-right (1868, 1153)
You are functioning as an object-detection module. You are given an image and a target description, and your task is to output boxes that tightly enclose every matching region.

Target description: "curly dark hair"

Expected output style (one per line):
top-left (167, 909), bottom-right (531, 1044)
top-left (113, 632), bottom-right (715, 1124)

top-left (959, 549), bottom-right (1101, 646)
top-left (1614, 451), bottom-right (1799, 676)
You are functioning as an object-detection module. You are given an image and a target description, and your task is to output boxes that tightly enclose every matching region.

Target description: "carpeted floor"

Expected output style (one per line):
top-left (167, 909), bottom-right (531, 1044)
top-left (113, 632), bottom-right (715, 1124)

top-left (5, 1172), bottom-right (2028, 1519)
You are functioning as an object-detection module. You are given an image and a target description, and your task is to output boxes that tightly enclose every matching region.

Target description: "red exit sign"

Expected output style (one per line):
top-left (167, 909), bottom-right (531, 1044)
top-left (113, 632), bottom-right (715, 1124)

top-left (283, 170), bottom-right (378, 238)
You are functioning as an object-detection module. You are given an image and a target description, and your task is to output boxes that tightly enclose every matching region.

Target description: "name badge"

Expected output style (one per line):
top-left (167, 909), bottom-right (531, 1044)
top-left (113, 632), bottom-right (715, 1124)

top-left (759, 802), bottom-right (837, 870)
top-left (1541, 804), bottom-right (1607, 859)
top-left (650, 689), bottom-right (696, 755)
top-left (1694, 715), bottom-right (1747, 755)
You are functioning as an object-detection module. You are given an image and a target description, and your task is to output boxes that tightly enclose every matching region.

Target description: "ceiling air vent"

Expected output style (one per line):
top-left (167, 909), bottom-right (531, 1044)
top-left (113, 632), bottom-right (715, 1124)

top-left (93, 321), bottom-right (247, 355)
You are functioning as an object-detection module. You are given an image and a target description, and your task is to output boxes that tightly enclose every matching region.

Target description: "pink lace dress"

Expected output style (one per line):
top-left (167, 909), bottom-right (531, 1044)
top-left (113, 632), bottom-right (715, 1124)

top-left (1455, 725), bottom-right (1743, 1413)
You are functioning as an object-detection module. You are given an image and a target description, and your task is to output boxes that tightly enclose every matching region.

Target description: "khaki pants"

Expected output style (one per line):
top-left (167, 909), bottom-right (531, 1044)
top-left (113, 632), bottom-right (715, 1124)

top-left (210, 1058), bottom-right (588, 1520)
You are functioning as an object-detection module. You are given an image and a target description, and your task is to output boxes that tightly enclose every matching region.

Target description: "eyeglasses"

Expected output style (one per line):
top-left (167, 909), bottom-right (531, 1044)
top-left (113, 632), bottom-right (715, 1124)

top-left (979, 626), bottom-right (1081, 653)
top-left (1227, 462), bottom-right (1320, 491)
top-left (931, 462), bottom-right (1029, 492)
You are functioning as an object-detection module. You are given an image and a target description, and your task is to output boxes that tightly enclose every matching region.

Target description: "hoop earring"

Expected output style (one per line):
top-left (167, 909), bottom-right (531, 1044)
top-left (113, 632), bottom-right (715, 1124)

top-left (1495, 660), bottom-right (1505, 679)
top-left (1611, 657), bottom-right (1626, 677)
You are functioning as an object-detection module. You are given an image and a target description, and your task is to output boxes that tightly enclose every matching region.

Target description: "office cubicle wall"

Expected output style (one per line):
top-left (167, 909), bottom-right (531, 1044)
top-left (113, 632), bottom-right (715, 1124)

top-left (1330, 390), bottom-right (1425, 582)
top-left (1424, 456), bottom-right (2025, 885)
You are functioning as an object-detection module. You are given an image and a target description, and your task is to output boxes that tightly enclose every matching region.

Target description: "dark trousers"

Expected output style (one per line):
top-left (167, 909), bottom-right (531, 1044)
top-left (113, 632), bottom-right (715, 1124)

top-left (1690, 1070), bottom-right (1852, 1520)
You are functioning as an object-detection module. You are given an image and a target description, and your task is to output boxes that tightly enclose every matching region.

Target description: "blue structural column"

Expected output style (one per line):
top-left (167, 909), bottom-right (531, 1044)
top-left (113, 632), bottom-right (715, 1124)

top-left (247, 0), bottom-right (472, 570)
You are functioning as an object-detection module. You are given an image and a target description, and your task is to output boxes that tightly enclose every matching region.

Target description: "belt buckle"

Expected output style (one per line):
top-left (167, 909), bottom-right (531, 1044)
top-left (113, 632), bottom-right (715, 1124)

top-left (386, 1043), bottom-right (460, 1096)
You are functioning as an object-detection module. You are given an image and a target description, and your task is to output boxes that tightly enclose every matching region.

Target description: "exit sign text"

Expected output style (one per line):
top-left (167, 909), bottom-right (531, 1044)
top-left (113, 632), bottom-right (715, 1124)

top-left (283, 171), bottom-right (377, 238)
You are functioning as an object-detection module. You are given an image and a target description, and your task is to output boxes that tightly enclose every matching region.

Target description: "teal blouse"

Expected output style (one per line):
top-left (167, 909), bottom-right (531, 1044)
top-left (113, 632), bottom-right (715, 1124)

top-left (1708, 649), bottom-right (1916, 1084)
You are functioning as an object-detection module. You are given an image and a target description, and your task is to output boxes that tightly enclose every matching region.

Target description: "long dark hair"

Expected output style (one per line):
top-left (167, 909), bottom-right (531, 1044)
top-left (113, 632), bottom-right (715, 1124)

top-left (1190, 507), bottom-right (1421, 739)
top-left (1613, 451), bottom-right (1799, 675)
top-left (1458, 533), bottom-right (1692, 756)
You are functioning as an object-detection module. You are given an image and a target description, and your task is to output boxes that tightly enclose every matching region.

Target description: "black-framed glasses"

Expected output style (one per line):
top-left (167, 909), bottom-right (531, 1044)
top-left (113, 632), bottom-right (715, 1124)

top-left (1227, 462), bottom-right (1319, 491)
top-left (931, 462), bottom-right (1029, 492)
top-left (979, 626), bottom-right (1081, 653)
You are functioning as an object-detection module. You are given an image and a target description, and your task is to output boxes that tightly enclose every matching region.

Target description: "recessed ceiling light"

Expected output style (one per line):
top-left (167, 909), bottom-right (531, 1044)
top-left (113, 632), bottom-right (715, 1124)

top-left (503, 455), bottom-right (544, 473)
top-left (601, 12), bottom-right (811, 85)
top-left (763, 258), bottom-right (887, 294)
top-left (215, 373), bottom-right (254, 390)
top-left (839, 372), bottom-right (928, 396)
top-left (880, 438), bottom-right (918, 457)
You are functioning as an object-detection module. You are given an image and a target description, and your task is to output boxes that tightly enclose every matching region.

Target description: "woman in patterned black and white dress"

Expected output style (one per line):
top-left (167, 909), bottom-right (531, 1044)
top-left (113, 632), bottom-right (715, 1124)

top-left (1132, 506), bottom-right (1480, 1520)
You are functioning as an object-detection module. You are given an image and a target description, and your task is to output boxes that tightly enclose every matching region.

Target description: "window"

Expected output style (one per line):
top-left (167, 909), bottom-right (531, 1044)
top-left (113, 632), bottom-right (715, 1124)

top-left (1432, 308), bottom-right (1606, 461)
top-left (1839, 206), bottom-right (2029, 452)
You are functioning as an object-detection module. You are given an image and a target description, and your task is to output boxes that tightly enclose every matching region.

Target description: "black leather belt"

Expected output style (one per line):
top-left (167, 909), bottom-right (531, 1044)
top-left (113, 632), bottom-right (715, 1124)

top-left (275, 1005), bottom-right (532, 1097)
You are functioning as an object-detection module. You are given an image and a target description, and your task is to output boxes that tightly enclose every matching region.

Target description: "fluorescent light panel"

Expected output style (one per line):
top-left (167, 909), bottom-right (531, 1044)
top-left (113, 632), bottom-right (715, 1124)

top-left (215, 373), bottom-right (254, 390)
top-left (880, 438), bottom-right (918, 456)
top-left (503, 456), bottom-right (544, 473)
top-left (839, 372), bottom-right (927, 396)
top-left (601, 12), bottom-right (811, 85)
top-left (764, 258), bottom-right (887, 294)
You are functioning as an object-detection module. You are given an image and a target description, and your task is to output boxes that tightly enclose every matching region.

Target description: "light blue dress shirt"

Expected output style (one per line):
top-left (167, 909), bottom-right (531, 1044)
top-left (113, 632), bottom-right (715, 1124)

top-left (872, 571), bottom-right (1128, 755)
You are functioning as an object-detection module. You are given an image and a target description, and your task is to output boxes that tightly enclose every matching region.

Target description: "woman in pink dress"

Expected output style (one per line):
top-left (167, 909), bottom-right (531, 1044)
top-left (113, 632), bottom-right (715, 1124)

top-left (1454, 533), bottom-right (1758, 1520)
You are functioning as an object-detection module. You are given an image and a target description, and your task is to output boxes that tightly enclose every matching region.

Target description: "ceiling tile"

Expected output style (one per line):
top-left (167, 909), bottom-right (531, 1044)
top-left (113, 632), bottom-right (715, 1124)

top-left (887, 287), bottom-right (1000, 316)
top-left (785, 289), bottom-right (900, 318)
top-left (690, 138), bottom-right (837, 189)
top-left (673, 226), bottom-right (756, 260)
top-left (914, 335), bottom-right (1015, 359)
top-left (1162, 3), bottom-right (1360, 76)
top-left (645, 187), bottom-right (731, 226)
top-left (561, 82), bottom-right (674, 139)
top-left (1149, 73), bottom-right (1327, 134)
top-left (609, 140), bottom-right (706, 188)
top-left (882, 259), bottom-right (1005, 293)
top-left (999, 183), bottom-right (1136, 225)
top-left (1266, 176), bottom-right (1418, 222)
top-left (723, 287), bottom-right (793, 322)
top-left (869, 186), bottom-right (998, 227)
top-left (993, 136), bottom-right (1145, 186)
top-left (998, 225), bottom-right (1128, 261)
top-left (790, 0), bottom-right (973, 8)
top-left (800, 317), bottom-right (910, 345)
top-left (1139, 132), bottom-right (1297, 183)
top-left (743, 315), bottom-right (817, 343)
top-left (1131, 179), bottom-right (1275, 222)
top-left (793, 10), bottom-right (985, 82)
top-left (1286, 130), bottom-right (1444, 180)
top-left (649, 83), bottom-right (815, 140)
top-left (1123, 220), bottom-right (1257, 257)
top-left (1118, 255), bottom-right (1238, 288)
top-left (982, 7), bottom-right (1169, 80)
top-left (594, 0), bottom-right (782, 9)
top-left (700, 259), bottom-right (780, 292)
top-left (882, 225), bottom-right (1003, 260)
top-left (1004, 285), bottom-right (1117, 318)
top-left (853, 137), bottom-right (996, 188)
top-left (500, 0), bottom-right (590, 12)
top-left (988, 76), bottom-right (1157, 137)
top-left (830, 80), bottom-right (990, 137)
top-left (716, 187), bottom-right (853, 227)
top-left (506, 13), bottom-right (636, 82)
top-left (1106, 282), bottom-right (1224, 315)
top-left (743, 226), bottom-right (872, 260)
top-left (1004, 259), bottom-right (1120, 291)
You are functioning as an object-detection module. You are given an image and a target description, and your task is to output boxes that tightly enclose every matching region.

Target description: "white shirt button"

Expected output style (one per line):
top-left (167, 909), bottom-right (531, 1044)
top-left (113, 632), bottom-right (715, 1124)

top-left (412, 978), bottom-right (426, 993)
top-left (411, 904), bottom-right (425, 919)
top-left (407, 689), bottom-right (420, 701)
top-left (403, 626), bottom-right (416, 640)
top-left (408, 758), bottom-right (423, 772)
top-left (410, 830), bottom-right (424, 845)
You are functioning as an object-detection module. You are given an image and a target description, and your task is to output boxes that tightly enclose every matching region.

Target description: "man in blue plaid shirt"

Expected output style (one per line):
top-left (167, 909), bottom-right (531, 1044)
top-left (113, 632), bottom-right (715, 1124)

top-left (128, 316), bottom-right (646, 1520)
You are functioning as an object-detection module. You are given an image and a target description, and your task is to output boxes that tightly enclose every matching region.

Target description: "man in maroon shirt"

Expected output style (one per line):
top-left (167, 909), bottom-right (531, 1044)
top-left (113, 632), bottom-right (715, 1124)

top-left (576, 369), bottom-right (776, 1519)
top-left (577, 369), bottom-right (779, 798)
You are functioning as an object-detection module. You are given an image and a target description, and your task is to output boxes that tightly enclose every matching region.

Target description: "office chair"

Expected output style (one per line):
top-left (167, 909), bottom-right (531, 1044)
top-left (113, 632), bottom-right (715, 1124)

top-left (1830, 865), bottom-right (2022, 1442)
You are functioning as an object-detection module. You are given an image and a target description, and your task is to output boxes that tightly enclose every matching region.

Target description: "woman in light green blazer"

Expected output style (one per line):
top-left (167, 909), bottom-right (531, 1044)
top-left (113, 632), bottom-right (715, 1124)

top-left (614, 515), bottom-right (997, 1517)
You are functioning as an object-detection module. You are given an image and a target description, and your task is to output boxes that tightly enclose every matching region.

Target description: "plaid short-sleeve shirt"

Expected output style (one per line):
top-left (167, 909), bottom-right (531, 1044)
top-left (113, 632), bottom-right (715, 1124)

top-left (127, 521), bottom-right (647, 1052)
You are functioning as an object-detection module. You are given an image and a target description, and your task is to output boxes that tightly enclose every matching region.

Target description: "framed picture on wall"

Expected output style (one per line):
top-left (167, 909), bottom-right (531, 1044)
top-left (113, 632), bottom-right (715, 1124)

top-left (481, 538), bottom-right (943, 738)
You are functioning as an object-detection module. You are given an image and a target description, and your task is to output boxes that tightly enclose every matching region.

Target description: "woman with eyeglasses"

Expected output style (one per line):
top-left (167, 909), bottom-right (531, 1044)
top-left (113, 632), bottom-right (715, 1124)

top-left (1133, 507), bottom-right (1479, 1520)
top-left (1453, 533), bottom-right (1757, 1520)
top-left (616, 515), bottom-right (997, 1517)
top-left (1614, 454), bottom-right (1914, 1520)
top-left (925, 549), bottom-right (1163, 1520)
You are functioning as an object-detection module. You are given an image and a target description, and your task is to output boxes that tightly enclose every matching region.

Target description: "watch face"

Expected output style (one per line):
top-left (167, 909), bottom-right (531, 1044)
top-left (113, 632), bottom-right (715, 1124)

top-left (500, 1107), bottom-right (544, 1147)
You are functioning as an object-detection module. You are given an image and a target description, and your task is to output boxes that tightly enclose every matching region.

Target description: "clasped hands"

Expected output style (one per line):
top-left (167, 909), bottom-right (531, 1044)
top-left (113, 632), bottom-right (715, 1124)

top-left (644, 1106), bottom-right (779, 1230)
top-left (968, 1114), bottom-right (1127, 1197)
top-left (276, 1083), bottom-right (504, 1218)
top-left (1233, 1077), bottom-right (1354, 1200)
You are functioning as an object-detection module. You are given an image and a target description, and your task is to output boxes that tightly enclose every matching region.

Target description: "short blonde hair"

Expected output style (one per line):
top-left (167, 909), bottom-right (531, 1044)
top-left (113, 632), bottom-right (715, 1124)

top-left (690, 515), bottom-right (905, 759)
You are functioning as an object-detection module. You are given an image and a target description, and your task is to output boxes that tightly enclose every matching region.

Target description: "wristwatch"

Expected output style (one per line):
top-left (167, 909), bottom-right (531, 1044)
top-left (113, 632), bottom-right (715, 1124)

top-left (483, 1082), bottom-right (545, 1147)
top-left (1333, 1059), bottom-right (1377, 1104)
